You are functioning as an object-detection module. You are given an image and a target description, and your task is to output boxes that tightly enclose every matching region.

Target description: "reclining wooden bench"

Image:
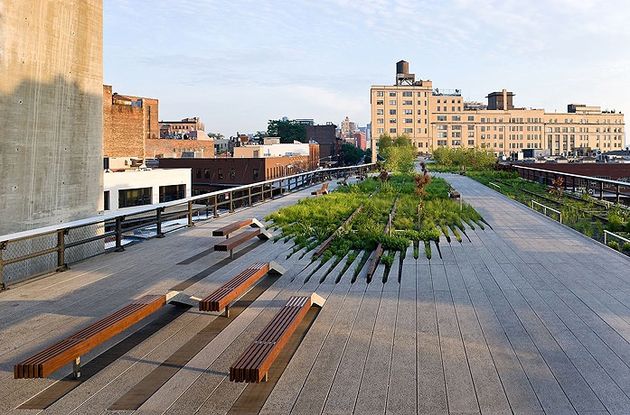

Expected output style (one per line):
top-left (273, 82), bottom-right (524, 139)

top-left (311, 182), bottom-right (329, 196)
top-left (213, 218), bottom-right (272, 258)
top-left (229, 293), bottom-right (325, 383)
top-left (13, 293), bottom-right (181, 379)
top-left (198, 261), bottom-right (285, 317)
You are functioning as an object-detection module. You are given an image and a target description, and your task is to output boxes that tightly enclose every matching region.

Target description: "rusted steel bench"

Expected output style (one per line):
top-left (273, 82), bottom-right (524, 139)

top-left (14, 295), bottom-right (168, 379)
top-left (311, 182), bottom-right (329, 196)
top-left (213, 218), bottom-right (272, 258)
top-left (199, 262), bottom-right (284, 317)
top-left (229, 293), bottom-right (325, 383)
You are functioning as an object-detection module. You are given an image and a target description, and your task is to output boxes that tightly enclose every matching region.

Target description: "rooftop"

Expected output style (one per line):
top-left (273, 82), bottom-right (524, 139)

top-left (1, 174), bottom-right (629, 414)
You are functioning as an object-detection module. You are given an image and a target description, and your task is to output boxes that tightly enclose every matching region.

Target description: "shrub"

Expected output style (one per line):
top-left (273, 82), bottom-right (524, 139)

top-left (608, 241), bottom-right (620, 251)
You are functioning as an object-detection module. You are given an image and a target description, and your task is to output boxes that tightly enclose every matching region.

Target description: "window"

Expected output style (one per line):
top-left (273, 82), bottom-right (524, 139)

top-left (377, 109), bottom-right (384, 115)
top-left (437, 140), bottom-right (447, 146)
top-left (253, 168), bottom-right (259, 180)
top-left (402, 91), bottom-right (412, 97)
top-left (104, 191), bottom-right (110, 211)
top-left (404, 118), bottom-right (413, 123)
top-left (119, 188), bottom-right (152, 208)
top-left (389, 92), bottom-right (397, 97)
top-left (159, 184), bottom-right (186, 203)
top-left (438, 132), bottom-right (447, 138)
top-left (377, 118), bottom-right (384, 124)
top-left (230, 168), bottom-right (236, 179)
top-left (404, 109), bottom-right (413, 115)
top-left (468, 124), bottom-right (474, 130)
top-left (389, 100), bottom-right (397, 105)
top-left (437, 115), bottom-right (447, 121)
top-left (195, 169), bottom-right (202, 179)
top-left (389, 128), bottom-right (397, 133)
top-left (452, 115), bottom-right (461, 121)
top-left (377, 100), bottom-right (384, 105)
top-left (377, 128), bottom-right (384, 134)
top-left (204, 169), bottom-right (210, 179)
top-left (404, 128), bottom-right (413, 133)
top-left (403, 100), bottom-right (412, 105)
top-left (452, 125), bottom-right (462, 130)
top-left (389, 109), bottom-right (397, 115)
top-left (389, 118), bottom-right (396, 124)
top-left (376, 91), bottom-right (384, 97)
top-left (218, 168), bottom-right (224, 179)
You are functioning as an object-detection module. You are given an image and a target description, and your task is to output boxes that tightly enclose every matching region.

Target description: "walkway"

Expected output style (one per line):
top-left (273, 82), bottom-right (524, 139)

top-left (1, 175), bottom-right (629, 414)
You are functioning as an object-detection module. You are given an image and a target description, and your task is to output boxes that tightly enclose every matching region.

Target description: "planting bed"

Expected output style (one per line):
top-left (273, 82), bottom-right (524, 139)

top-left (266, 174), bottom-right (486, 281)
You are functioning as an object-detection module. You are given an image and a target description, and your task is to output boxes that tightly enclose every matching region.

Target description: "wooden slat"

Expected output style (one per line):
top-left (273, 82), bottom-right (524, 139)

top-left (212, 219), bottom-right (254, 237)
top-left (230, 295), bottom-right (312, 383)
top-left (214, 229), bottom-right (261, 252)
top-left (14, 295), bottom-right (165, 379)
top-left (199, 263), bottom-right (269, 312)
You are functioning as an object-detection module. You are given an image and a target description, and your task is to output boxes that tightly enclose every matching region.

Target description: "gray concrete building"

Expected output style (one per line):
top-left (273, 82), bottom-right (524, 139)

top-left (0, 0), bottom-right (103, 235)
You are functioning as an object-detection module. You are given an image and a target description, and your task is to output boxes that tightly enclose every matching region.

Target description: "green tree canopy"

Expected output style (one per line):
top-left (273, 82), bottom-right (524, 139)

top-left (340, 143), bottom-right (365, 166)
top-left (432, 147), bottom-right (496, 170)
top-left (378, 134), bottom-right (416, 174)
top-left (267, 119), bottom-right (307, 143)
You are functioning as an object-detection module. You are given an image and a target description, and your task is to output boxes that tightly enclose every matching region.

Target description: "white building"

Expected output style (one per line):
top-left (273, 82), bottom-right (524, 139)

top-left (233, 140), bottom-right (311, 158)
top-left (103, 168), bottom-right (191, 211)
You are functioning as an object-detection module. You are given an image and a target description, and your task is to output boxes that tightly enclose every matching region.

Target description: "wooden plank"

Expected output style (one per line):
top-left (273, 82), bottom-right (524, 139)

top-left (230, 296), bottom-right (312, 383)
top-left (214, 229), bottom-right (261, 252)
top-left (14, 295), bottom-right (165, 379)
top-left (212, 219), bottom-right (254, 237)
top-left (199, 263), bottom-right (270, 312)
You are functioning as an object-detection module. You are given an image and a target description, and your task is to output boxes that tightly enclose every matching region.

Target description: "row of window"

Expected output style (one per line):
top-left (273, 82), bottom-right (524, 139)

top-left (103, 185), bottom-right (186, 210)
top-left (375, 91), bottom-right (430, 97)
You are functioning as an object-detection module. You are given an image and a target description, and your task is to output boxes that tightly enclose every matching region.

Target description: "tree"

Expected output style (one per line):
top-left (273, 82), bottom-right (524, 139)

top-left (340, 143), bottom-right (365, 166)
top-left (207, 132), bottom-right (224, 140)
top-left (379, 134), bottom-right (415, 174)
top-left (267, 119), bottom-right (307, 143)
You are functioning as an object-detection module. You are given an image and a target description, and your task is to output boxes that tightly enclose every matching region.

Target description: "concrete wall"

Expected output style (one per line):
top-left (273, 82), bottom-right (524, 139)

top-left (104, 168), bottom-right (191, 210)
top-left (0, 0), bottom-right (103, 235)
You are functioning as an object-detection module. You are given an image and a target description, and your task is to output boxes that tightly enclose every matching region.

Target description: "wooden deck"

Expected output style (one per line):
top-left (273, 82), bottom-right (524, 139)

top-left (1, 176), bottom-right (630, 414)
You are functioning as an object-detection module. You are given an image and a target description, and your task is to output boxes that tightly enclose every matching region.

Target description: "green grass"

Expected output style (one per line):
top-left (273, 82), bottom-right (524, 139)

top-left (266, 174), bottom-right (485, 264)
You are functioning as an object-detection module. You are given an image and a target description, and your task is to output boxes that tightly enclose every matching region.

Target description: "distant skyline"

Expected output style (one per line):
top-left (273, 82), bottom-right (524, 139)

top-left (105, 0), bottom-right (630, 138)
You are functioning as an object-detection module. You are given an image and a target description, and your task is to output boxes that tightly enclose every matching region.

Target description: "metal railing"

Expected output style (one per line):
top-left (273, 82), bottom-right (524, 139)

top-left (512, 164), bottom-right (630, 205)
top-left (0, 163), bottom-right (374, 289)
top-left (603, 230), bottom-right (630, 247)
top-left (488, 182), bottom-right (501, 191)
top-left (531, 199), bottom-right (563, 223)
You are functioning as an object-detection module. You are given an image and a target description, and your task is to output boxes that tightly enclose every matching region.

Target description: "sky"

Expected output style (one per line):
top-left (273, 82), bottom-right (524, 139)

top-left (104, 0), bottom-right (630, 137)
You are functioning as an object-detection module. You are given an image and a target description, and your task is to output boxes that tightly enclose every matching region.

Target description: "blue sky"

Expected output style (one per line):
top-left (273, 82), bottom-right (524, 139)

top-left (105, 0), bottom-right (630, 137)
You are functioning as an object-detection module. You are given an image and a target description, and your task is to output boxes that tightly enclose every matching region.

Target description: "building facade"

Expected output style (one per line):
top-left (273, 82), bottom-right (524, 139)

top-left (159, 156), bottom-right (314, 193)
top-left (305, 123), bottom-right (339, 165)
top-left (103, 168), bottom-right (191, 211)
top-left (233, 142), bottom-right (320, 170)
top-left (159, 117), bottom-right (206, 139)
top-left (1, 1), bottom-right (103, 235)
top-left (371, 61), bottom-right (625, 156)
top-left (103, 88), bottom-right (214, 159)
top-left (103, 85), bottom-right (159, 158)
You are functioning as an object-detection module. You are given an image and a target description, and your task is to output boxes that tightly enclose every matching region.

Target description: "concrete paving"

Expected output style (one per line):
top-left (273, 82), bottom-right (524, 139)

top-left (1, 175), bottom-right (630, 414)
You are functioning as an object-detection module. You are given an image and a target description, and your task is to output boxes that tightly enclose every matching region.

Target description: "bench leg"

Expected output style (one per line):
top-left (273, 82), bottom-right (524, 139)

top-left (229, 249), bottom-right (234, 259)
top-left (224, 305), bottom-right (230, 318)
top-left (263, 372), bottom-right (268, 382)
top-left (73, 357), bottom-right (81, 379)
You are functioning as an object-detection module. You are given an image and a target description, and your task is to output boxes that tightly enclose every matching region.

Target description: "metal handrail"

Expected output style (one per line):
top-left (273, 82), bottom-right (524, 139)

top-left (0, 163), bottom-right (375, 288)
top-left (530, 199), bottom-right (563, 223)
top-left (513, 164), bottom-right (630, 188)
top-left (603, 230), bottom-right (630, 246)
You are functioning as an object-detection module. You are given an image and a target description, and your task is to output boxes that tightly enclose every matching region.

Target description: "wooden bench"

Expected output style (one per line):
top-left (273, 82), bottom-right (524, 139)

top-left (213, 218), bottom-right (257, 238)
top-left (14, 295), bottom-right (168, 379)
top-left (198, 262), bottom-right (284, 317)
top-left (229, 293), bottom-right (325, 383)
top-left (311, 182), bottom-right (329, 196)
top-left (213, 218), bottom-right (272, 258)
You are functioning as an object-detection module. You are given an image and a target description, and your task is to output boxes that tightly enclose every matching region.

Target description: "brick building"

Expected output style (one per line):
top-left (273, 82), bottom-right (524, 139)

top-left (159, 117), bottom-right (206, 139)
top-left (103, 86), bottom-right (214, 159)
top-left (159, 156), bottom-right (313, 193)
top-left (305, 123), bottom-right (340, 165)
top-left (103, 85), bottom-right (158, 158)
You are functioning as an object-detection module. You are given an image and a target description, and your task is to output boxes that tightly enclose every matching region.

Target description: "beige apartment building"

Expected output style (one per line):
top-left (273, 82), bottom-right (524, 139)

top-left (370, 61), bottom-right (625, 156)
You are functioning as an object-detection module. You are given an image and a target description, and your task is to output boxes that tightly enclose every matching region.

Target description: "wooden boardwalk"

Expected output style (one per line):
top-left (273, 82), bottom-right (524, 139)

top-left (1, 176), bottom-right (630, 414)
